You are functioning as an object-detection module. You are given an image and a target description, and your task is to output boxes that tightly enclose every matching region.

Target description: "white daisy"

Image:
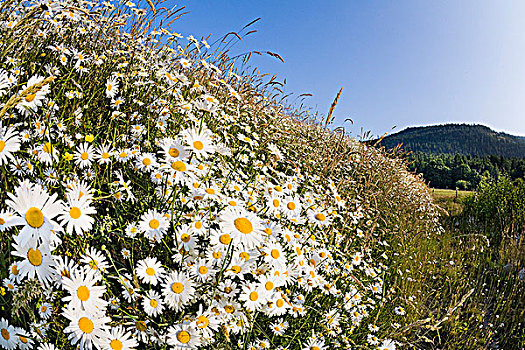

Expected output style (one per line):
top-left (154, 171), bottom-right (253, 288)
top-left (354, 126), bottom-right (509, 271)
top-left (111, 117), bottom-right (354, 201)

top-left (6, 180), bottom-right (62, 246)
top-left (239, 282), bottom-right (268, 312)
top-left (0, 318), bottom-right (17, 350)
top-left (136, 257), bottom-right (165, 285)
top-left (0, 123), bottom-right (21, 166)
top-left (166, 322), bottom-right (202, 350)
top-left (161, 138), bottom-right (188, 160)
top-left (102, 326), bottom-right (138, 350)
top-left (106, 78), bottom-right (119, 99)
top-left (12, 238), bottom-right (56, 286)
top-left (142, 290), bottom-right (164, 317)
top-left (36, 142), bottom-right (60, 165)
top-left (62, 268), bottom-right (107, 315)
top-left (38, 302), bottom-right (52, 320)
top-left (95, 144), bottom-right (114, 164)
top-left (16, 75), bottom-right (50, 115)
top-left (58, 195), bottom-right (96, 235)
top-left (14, 327), bottom-right (33, 350)
top-left (62, 308), bottom-right (110, 350)
top-left (191, 259), bottom-right (216, 282)
top-left (162, 271), bottom-right (195, 311)
top-left (181, 126), bottom-right (216, 158)
top-left (74, 142), bottom-right (95, 168)
top-left (139, 209), bottom-right (168, 242)
top-left (219, 207), bottom-right (265, 249)
top-left (81, 247), bottom-right (109, 275)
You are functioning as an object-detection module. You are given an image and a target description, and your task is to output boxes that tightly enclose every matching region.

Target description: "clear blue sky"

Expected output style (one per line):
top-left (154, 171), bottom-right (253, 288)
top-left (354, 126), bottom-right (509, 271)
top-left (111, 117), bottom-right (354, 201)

top-left (171, 1), bottom-right (525, 137)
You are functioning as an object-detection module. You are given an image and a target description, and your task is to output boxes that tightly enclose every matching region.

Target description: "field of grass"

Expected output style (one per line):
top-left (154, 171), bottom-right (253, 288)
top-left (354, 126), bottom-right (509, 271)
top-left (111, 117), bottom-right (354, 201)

top-left (431, 188), bottom-right (473, 216)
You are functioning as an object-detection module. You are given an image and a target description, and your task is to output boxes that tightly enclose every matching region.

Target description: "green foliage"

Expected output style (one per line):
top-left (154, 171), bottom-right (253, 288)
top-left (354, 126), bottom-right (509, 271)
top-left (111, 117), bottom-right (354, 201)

top-left (405, 152), bottom-right (525, 190)
top-left (462, 177), bottom-right (525, 260)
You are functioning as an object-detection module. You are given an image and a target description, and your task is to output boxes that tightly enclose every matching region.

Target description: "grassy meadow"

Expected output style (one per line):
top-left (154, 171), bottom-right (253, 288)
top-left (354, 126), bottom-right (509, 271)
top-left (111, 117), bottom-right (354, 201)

top-left (431, 188), bottom-right (472, 216)
top-left (0, 1), bottom-right (523, 350)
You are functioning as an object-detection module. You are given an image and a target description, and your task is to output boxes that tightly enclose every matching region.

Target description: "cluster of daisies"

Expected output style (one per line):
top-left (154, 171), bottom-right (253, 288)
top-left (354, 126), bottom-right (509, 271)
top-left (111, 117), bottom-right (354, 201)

top-left (0, 0), bottom-right (421, 350)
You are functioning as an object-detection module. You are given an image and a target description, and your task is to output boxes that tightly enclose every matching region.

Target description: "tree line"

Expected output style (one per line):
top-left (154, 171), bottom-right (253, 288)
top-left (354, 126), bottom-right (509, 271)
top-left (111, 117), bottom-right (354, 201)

top-left (406, 152), bottom-right (525, 190)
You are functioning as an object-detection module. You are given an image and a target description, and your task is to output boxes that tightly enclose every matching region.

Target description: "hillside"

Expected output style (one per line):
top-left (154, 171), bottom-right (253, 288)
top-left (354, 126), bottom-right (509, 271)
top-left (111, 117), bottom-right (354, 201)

top-left (377, 124), bottom-right (525, 157)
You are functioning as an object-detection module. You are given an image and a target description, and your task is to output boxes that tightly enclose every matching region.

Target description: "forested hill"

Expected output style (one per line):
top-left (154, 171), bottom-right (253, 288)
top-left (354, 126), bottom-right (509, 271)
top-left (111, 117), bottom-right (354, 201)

top-left (376, 124), bottom-right (525, 157)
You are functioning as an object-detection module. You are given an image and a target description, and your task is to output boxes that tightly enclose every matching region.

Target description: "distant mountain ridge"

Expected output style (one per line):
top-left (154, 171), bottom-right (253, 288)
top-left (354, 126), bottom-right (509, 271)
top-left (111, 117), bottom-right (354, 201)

top-left (376, 124), bottom-right (525, 157)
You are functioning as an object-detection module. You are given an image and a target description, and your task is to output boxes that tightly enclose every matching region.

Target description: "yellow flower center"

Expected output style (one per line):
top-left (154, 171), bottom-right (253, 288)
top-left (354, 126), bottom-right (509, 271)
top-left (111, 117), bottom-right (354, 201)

top-left (264, 228), bottom-right (272, 236)
top-left (1, 328), bottom-right (10, 340)
top-left (181, 233), bottom-right (190, 242)
top-left (110, 339), bottom-right (123, 350)
top-left (234, 218), bottom-right (253, 234)
top-left (70, 207), bottom-right (81, 219)
top-left (149, 219), bottom-right (160, 229)
top-left (41, 305), bottom-right (47, 312)
top-left (168, 148), bottom-right (180, 157)
top-left (77, 285), bottom-right (90, 301)
top-left (78, 317), bottom-right (94, 334)
top-left (19, 336), bottom-right (27, 344)
top-left (25, 207), bottom-right (44, 228)
top-left (249, 291), bottom-right (259, 301)
top-left (223, 305), bottom-right (234, 314)
top-left (276, 299), bottom-right (284, 308)
top-left (142, 158), bottom-right (151, 166)
top-left (27, 248), bottom-right (43, 266)
top-left (136, 321), bottom-right (147, 332)
top-left (212, 251), bottom-right (222, 259)
top-left (195, 221), bottom-right (202, 229)
top-left (265, 281), bottom-right (274, 291)
top-left (171, 161), bottom-right (186, 172)
top-left (146, 267), bottom-right (155, 276)
top-left (231, 265), bottom-right (241, 274)
top-left (193, 141), bottom-right (204, 150)
top-left (171, 282), bottom-right (184, 294)
top-left (0, 141), bottom-right (5, 152)
top-left (196, 315), bottom-right (209, 328)
top-left (149, 299), bottom-right (158, 308)
top-left (219, 234), bottom-right (231, 245)
top-left (102, 152), bottom-right (110, 159)
top-left (272, 199), bottom-right (279, 207)
top-left (25, 93), bottom-right (37, 102)
top-left (239, 252), bottom-right (250, 261)
top-left (287, 202), bottom-right (296, 210)
top-left (43, 142), bottom-right (52, 153)
top-left (198, 266), bottom-right (208, 274)
top-left (205, 188), bottom-right (215, 195)
top-left (315, 213), bottom-right (326, 221)
top-left (81, 152), bottom-right (89, 160)
top-left (11, 265), bottom-right (18, 275)
top-left (177, 330), bottom-right (191, 344)
top-left (271, 249), bottom-right (280, 259)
